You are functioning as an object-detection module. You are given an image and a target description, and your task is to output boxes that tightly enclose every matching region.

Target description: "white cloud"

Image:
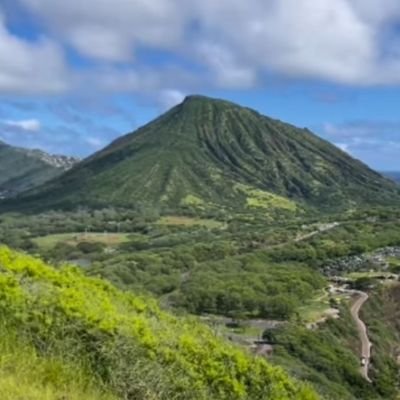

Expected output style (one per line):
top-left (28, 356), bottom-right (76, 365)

top-left (18, 0), bottom-right (400, 88)
top-left (0, 0), bottom-right (399, 99)
top-left (3, 118), bottom-right (41, 132)
top-left (20, 0), bottom-right (189, 62)
top-left (196, 42), bottom-right (257, 89)
top-left (194, 0), bottom-right (385, 85)
top-left (0, 11), bottom-right (68, 94)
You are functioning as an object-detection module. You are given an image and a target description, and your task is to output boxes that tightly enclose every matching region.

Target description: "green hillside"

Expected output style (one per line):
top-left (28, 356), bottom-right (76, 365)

top-left (8, 95), bottom-right (398, 213)
top-left (0, 141), bottom-right (77, 198)
top-left (0, 246), bottom-right (319, 400)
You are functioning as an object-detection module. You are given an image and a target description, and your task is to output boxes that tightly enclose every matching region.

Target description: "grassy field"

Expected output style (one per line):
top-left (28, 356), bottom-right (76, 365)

top-left (346, 271), bottom-right (396, 280)
top-left (297, 289), bottom-right (347, 324)
top-left (157, 216), bottom-right (224, 228)
top-left (32, 232), bottom-right (131, 249)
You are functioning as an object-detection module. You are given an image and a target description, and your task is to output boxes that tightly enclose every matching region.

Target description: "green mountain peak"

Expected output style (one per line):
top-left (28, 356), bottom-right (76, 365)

top-left (7, 96), bottom-right (399, 213)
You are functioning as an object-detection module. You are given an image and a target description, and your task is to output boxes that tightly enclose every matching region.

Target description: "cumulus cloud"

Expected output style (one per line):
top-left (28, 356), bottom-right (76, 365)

top-left (19, 0), bottom-right (189, 62)
top-left (16, 0), bottom-right (400, 88)
top-left (0, 11), bottom-right (68, 94)
top-left (196, 42), bottom-right (257, 89)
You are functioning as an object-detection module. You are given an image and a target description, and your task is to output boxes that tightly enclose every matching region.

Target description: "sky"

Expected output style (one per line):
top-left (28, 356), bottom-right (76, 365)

top-left (0, 1), bottom-right (400, 171)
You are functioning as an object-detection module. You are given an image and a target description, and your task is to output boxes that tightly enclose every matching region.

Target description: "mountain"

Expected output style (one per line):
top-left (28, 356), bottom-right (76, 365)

top-left (7, 95), bottom-right (399, 213)
top-left (0, 141), bottom-right (78, 198)
top-left (382, 171), bottom-right (400, 183)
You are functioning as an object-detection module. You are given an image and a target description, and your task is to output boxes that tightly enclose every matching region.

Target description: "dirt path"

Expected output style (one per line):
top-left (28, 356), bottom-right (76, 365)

top-left (265, 222), bottom-right (340, 250)
top-left (350, 291), bottom-right (372, 382)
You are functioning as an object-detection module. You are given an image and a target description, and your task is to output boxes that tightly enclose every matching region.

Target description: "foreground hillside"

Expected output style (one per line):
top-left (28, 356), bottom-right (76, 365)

top-left (0, 140), bottom-right (77, 198)
top-left (8, 95), bottom-right (398, 214)
top-left (0, 246), bottom-right (318, 400)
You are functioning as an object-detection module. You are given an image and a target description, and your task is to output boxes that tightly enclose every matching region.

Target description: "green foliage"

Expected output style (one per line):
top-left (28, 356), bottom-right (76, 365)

top-left (265, 217), bottom-right (400, 267)
top-left (0, 246), bottom-right (319, 400)
top-left (5, 95), bottom-right (398, 213)
top-left (0, 328), bottom-right (116, 400)
top-left (171, 258), bottom-right (324, 319)
top-left (234, 183), bottom-right (297, 211)
top-left (264, 307), bottom-right (386, 399)
top-left (362, 285), bottom-right (400, 398)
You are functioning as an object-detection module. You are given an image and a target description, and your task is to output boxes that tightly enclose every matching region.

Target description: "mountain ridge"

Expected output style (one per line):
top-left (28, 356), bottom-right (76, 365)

top-left (5, 95), bottom-right (398, 213)
top-left (0, 140), bottom-right (79, 198)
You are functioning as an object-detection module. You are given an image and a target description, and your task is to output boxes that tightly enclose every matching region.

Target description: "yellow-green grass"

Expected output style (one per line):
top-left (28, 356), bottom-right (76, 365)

top-left (180, 194), bottom-right (205, 207)
top-left (234, 183), bottom-right (297, 211)
top-left (32, 232), bottom-right (130, 249)
top-left (346, 271), bottom-right (393, 280)
top-left (0, 246), bottom-right (320, 400)
top-left (223, 323), bottom-right (264, 339)
top-left (388, 257), bottom-right (400, 267)
top-left (0, 331), bottom-right (116, 400)
top-left (298, 301), bottom-right (332, 324)
top-left (297, 289), bottom-right (331, 323)
top-left (158, 216), bottom-right (224, 228)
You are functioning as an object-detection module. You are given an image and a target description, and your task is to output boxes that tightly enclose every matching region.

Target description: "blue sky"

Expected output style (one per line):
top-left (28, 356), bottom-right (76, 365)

top-left (0, 1), bottom-right (400, 171)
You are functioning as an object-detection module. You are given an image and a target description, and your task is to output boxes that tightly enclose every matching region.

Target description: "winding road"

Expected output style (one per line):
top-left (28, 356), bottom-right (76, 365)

top-left (350, 291), bottom-right (372, 382)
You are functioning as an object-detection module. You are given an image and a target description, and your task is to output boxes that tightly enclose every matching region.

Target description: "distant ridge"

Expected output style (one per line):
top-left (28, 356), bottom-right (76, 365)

top-left (0, 140), bottom-right (78, 198)
top-left (5, 95), bottom-right (399, 213)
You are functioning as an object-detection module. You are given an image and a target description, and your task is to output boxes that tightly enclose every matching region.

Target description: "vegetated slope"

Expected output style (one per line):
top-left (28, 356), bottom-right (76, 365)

top-left (263, 306), bottom-right (392, 400)
top-left (0, 140), bottom-right (78, 198)
top-left (0, 246), bottom-right (319, 400)
top-left (362, 284), bottom-right (400, 398)
top-left (0, 331), bottom-right (117, 400)
top-left (8, 95), bottom-right (398, 213)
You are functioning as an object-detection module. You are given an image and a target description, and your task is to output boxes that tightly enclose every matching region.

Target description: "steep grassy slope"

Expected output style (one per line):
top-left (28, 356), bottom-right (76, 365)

top-left (0, 141), bottom-right (77, 197)
top-left (9, 95), bottom-right (398, 213)
top-left (0, 331), bottom-right (117, 400)
top-left (0, 246), bottom-right (319, 400)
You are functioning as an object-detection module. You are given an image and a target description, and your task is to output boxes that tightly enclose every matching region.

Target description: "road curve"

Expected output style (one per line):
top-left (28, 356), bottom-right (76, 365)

top-left (350, 291), bottom-right (372, 382)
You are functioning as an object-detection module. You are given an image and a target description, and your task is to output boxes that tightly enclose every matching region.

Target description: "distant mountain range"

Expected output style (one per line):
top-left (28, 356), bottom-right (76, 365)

top-left (4, 95), bottom-right (399, 212)
top-left (0, 141), bottom-right (78, 198)
top-left (382, 171), bottom-right (400, 183)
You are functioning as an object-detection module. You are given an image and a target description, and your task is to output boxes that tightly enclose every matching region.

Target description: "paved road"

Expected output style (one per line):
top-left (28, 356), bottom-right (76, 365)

top-left (350, 291), bottom-right (372, 382)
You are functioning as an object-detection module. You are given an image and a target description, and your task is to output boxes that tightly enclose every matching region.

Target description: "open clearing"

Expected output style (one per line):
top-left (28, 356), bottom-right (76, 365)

top-left (33, 232), bottom-right (130, 249)
top-left (157, 216), bottom-right (224, 228)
